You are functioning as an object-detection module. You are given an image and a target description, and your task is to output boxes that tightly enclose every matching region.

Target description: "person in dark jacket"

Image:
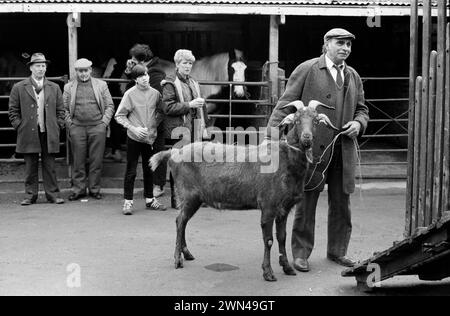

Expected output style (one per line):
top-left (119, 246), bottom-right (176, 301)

top-left (161, 49), bottom-right (207, 143)
top-left (122, 43), bottom-right (168, 198)
top-left (155, 49), bottom-right (208, 191)
top-left (8, 53), bottom-right (65, 206)
top-left (266, 28), bottom-right (369, 272)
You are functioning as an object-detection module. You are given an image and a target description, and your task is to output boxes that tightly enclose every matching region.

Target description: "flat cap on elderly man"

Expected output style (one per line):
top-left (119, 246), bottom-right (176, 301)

top-left (74, 58), bottom-right (93, 69)
top-left (323, 28), bottom-right (356, 42)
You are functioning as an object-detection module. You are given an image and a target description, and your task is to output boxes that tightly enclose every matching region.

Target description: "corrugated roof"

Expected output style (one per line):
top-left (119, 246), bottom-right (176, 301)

top-left (0, 0), bottom-right (416, 5)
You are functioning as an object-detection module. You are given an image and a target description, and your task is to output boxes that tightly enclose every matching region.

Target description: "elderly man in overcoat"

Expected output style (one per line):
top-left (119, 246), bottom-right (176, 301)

top-left (8, 53), bottom-right (66, 206)
top-left (64, 58), bottom-right (115, 201)
top-left (266, 29), bottom-right (369, 272)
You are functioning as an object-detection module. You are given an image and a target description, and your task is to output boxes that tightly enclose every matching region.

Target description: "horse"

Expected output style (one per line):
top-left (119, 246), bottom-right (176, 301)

top-left (0, 52), bottom-right (29, 95)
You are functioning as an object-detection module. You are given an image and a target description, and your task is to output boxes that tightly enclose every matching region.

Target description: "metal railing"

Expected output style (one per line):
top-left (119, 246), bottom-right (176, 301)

top-left (0, 75), bottom-right (69, 163)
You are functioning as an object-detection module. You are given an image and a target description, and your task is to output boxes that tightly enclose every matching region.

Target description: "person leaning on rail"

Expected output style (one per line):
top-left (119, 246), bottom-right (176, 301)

top-left (266, 28), bottom-right (369, 272)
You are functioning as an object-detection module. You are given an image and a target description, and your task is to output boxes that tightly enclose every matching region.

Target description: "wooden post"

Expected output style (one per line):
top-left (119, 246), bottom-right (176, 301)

top-left (269, 15), bottom-right (279, 104)
top-left (419, 0), bottom-right (432, 228)
top-left (406, 0), bottom-right (419, 237)
top-left (442, 23), bottom-right (450, 216)
top-left (413, 76), bottom-right (423, 233)
top-left (67, 13), bottom-right (81, 80)
top-left (433, 0), bottom-right (447, 222)
top-left (426, 51), bottom-right (437, 225)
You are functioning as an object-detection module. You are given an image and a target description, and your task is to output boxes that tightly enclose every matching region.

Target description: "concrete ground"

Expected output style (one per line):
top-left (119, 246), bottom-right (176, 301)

top-left (1, 182), bottom-right (450, 296)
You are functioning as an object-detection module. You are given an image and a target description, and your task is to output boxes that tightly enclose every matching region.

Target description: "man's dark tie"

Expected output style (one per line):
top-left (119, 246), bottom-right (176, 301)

top-left (333, 64), bottom-right (344, 88)
top-left (33, 81), bottom-right (43, 94)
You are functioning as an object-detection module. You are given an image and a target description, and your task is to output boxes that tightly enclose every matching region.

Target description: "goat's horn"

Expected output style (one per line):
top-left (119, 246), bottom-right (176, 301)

top-left (308, 100), bottom-right (334, 111)
top-left (317, 113), bottom-right (339, 131)
top-left (281, 100), bottom-right (305, 111)
top-left (280, 113), bottom-right (296, 126)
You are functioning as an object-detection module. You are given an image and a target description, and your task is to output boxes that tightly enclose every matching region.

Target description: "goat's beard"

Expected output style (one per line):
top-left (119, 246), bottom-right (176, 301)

top-left (305, 149), bottom-right (314, 164)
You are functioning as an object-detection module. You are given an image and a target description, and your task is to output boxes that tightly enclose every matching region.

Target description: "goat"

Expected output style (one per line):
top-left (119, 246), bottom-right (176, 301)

top-left (149, 100), bottom-right (336, 281)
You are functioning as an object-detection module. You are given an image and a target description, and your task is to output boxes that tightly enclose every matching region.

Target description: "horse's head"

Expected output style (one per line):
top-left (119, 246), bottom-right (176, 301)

top-left (228, 49), bottom-right (247, 98)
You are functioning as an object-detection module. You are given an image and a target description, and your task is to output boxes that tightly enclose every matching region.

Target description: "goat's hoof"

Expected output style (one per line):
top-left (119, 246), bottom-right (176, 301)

top-left (263, 272), bottom-right (277, 282)
top-left (282, 265), bottom-right (297, 276)
top-left (182, 249), bottom-right (195, 261)
top-left (174, 258), bottom-right (184, 269)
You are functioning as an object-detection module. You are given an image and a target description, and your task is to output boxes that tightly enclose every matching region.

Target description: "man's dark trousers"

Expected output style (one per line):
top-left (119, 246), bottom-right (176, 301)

top-left (23, 132), bottom-right (60, 201)
top-left (70, 124), bottom-right (106, 195)
top-left (291, 143), bottom-right (352, 260)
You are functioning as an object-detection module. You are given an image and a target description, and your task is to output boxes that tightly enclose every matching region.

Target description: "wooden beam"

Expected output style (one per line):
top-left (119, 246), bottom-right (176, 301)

top-left (426, 51), bottom-right (437, 225)
top-left (412, 76), bottom-right (423, 234)
top-left (443, 23), bottom-right (450, 216)
top-left (419, 0), bottom-right (432, 227)
top-left (67, 13), bottom-right (80, 80)
top-left (406, 0), bottom-right (419, 237)
top-left (433, 0), bottom-right (447, 221)
top-left (0, 4), bottom-right (419, 16)
top-left (269, 15), bottom-right (279, 104)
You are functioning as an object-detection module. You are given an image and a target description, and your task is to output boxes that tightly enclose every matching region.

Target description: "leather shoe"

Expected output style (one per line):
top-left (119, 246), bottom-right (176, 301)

top-left (68, 193), bottom-right (86, 201)
top-left (327, 255), bottom-right (356, 267)
top-left (293, 258), bottom-right (310, 272)
top-left (49, 197), bottom-right (65, 204)
top-left (20, 198), bottom-right (37, 206)
top-left (89, 192), bottom-right (103, 200)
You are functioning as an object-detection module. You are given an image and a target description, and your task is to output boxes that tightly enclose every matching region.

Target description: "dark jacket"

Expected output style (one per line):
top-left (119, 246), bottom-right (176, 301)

top-left (8, 77), bottom-right (65, 154)
top-left (266, 54), bottom-right (369, 194)
top-left (161, 72), bottom-right (208, 140)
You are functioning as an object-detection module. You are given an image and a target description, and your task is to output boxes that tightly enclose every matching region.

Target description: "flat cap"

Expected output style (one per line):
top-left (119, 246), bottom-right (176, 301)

top-left (324, 28), bottom-right (355, 42)
top-left (74, 58), bottom-right (92, 69)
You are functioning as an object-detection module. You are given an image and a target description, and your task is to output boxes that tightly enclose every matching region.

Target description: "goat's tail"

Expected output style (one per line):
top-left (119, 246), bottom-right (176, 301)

top-left (149, 150), bottom-right (172, 172)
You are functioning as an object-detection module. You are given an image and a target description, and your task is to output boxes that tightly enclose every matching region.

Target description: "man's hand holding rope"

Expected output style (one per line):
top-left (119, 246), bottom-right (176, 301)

top-left (341, 120), bottom-right (361, 139)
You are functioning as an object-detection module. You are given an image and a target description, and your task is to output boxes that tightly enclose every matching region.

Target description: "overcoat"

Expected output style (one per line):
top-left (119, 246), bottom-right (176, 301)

top-left (8, 77), bottom-right (65, 154)
top-left (267, 54), bottom-right (369, 194)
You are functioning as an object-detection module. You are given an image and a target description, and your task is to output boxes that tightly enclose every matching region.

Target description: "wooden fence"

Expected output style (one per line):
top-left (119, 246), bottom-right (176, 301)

top-left (406, 0), bottom-right (450, 236)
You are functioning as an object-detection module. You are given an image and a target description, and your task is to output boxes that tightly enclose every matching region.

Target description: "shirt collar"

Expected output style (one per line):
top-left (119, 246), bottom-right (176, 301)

top-left (325, 55), bottom-right (345, 72)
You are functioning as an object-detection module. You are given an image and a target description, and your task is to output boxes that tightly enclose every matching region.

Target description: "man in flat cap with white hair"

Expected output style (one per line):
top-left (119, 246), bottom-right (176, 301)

top-left (64, 58), bottom-right (115, 201)
top-left (266, 28), bottom-right (369, 272)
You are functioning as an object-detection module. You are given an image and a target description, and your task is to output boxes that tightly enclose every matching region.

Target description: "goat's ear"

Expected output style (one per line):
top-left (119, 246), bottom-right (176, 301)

top-left (317, 113), bottom-right (339, 131)
top-left (280, 113), bottom-right (296, 126)
top-left (281, 100), bottom-right (305, 111)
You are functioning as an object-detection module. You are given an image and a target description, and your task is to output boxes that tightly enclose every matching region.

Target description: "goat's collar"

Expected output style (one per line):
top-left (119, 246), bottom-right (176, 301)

top-left (283, 140), bottom-right (313, 164)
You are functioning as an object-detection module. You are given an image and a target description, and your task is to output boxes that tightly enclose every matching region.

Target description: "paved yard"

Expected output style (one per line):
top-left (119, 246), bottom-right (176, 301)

top-left (1, 183), bottom-right (450, 296)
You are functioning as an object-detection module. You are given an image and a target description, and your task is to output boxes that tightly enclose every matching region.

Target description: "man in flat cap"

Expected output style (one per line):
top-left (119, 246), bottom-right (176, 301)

top-left (8, 53), bottom-right (65, 205)
top-left (266, 28), bottom-right (369, 272)
top-left (63, 58), bottom-right (115, 201)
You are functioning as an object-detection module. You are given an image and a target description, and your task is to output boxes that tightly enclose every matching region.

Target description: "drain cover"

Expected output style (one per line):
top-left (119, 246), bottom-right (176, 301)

top-left (204, 263), bottom-right (239, 272)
